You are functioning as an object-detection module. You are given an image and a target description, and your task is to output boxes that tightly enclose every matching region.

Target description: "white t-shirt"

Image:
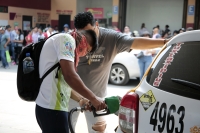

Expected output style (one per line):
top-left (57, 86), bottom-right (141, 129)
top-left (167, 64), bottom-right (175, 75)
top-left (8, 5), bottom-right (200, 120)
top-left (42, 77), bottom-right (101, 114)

top-left (142, 50), bottom-right (152, 56)
top-left (36, 33), bottom-right (75, 112)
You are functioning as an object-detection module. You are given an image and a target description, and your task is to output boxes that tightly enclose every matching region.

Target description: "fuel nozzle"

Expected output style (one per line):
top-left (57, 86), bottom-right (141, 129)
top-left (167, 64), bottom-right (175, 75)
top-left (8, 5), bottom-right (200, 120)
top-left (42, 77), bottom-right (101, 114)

top-left (92, 96), bottom-right (121, 117)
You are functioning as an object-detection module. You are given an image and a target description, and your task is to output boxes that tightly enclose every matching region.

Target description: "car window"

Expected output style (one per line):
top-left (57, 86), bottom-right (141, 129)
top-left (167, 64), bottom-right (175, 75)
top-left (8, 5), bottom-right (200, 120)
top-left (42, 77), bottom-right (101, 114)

top-left (147, 41), bottom-right (200, 100)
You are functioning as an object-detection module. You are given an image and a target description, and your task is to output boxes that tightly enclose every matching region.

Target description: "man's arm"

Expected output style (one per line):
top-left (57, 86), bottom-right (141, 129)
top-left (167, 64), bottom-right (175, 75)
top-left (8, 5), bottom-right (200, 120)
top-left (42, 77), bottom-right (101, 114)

top-left (4, 38), bottom-right (10, 48)
top-left (60, 59), bottom-right (95, 100)
top-left (71, 89), bottom-right (90, 107)
top-left (70, 89), bottom-right (83, 102)
top-left (60, 59), bottom-right (106, 110)
top-left (131, 37), bottom-right (166, 49)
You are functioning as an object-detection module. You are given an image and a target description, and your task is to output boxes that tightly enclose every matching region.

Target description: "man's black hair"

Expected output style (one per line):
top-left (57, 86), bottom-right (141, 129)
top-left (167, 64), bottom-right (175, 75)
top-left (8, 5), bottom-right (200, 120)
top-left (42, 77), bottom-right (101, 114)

top-left (74, 12), bottom-right (95, 29)
top-left (153, 27), bottom-right (158, 29)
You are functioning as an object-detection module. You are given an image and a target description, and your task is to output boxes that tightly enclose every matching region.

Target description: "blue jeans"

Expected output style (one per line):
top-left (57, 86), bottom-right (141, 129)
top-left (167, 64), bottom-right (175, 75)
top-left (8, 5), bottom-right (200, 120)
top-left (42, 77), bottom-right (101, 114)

top-left (0, 49), bottom-right (8, 67)
top-left (138, 56), bottom-right (152, 80)
top-left (8, 43), bottom-right (15, 60)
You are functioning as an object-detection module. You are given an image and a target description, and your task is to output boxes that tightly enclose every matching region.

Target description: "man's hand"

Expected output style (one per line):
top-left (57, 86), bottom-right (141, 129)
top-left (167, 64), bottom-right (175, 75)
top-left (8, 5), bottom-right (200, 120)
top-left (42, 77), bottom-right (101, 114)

top-left (90, 97), bottom-right (107, 111)
top-left (79, 98), bottom-right (89, 107)
top-left (4, 44), bottom-right (7, 48)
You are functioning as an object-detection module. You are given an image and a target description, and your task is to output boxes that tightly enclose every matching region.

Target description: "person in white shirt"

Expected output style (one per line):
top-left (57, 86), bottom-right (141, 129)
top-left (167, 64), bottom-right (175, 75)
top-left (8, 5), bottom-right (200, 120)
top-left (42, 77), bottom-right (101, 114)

top-left (123, 25), bottom-right (132, 36)
top-left (152, 27), bottom-right (161, 39)
top-left (138, 31), bottom-right (156, 80)
top-left (37, 28), bottom-right (45, 42)
top-left (32, 27), bottom-right (39, 43)
top-left (35, 30), bottom-right (107, 133)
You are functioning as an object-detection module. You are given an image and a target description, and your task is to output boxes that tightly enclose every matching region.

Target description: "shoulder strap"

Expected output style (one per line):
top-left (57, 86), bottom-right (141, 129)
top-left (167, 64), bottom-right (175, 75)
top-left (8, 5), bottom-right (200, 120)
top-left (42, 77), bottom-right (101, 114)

top-left (46, 33), bottom-right (59, 40)
top-left (39, 33), bottom-right (60, 83)
top-left (40, 62), bottom-right (60, 83)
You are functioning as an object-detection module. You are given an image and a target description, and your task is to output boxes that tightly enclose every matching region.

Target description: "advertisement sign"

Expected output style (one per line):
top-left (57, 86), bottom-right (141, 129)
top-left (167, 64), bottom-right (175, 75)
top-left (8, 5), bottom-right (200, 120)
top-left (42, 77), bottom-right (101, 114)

top-left (85, 8), bottom-right (103, 19)
top-left (23, 21), bottom-right (30, 30)
top-left (188, 5), bottom-right (195, 15)
top-left (37, 13), bottom-right (50, 23)
top-left (56, 10), bottom-right (73, 15)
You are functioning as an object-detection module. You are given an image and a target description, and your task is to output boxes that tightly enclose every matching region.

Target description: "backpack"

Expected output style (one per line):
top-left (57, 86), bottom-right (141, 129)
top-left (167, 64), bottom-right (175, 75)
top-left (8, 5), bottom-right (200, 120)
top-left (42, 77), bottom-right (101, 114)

top-left (17, 33), bottom-right (60, 101)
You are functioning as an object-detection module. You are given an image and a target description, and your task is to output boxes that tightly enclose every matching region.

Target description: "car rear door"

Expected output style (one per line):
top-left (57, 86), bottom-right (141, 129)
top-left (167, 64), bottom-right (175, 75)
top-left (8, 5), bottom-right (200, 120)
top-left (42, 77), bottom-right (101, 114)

top-left (137, 41), bottom-right (200, 133)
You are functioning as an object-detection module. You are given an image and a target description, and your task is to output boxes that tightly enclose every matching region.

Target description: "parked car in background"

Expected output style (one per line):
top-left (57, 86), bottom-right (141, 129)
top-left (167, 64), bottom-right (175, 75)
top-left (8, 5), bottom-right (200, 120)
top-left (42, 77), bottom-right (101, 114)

top-left (116, 30), bottom-right (200, 133)
top-left (109, 50), bottom-right (140, 85)
top-left (110, 48), bottom-right (161, 86)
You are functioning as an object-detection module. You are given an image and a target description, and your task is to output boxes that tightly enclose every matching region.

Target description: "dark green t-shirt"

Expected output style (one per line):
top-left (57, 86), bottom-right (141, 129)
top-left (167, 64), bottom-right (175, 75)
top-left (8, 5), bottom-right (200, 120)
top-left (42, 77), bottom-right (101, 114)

top-left (77, 27), bottom-right (134, 97)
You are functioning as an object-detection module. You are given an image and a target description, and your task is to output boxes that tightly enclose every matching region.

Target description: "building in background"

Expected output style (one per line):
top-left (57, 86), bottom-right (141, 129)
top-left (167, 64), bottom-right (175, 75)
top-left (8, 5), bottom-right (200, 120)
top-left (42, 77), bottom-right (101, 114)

top-left (0, 0), bottom-right (199, 35)
top-left (120, 0), bottom-right (199, 33)
top-left (0, 0), bottom-right (119, 33)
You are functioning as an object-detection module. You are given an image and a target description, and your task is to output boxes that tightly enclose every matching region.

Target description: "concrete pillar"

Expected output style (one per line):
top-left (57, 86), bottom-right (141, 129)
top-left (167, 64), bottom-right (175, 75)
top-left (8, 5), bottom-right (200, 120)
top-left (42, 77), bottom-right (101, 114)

top-left (112, 0), bottom-right (119, 27)
top-left (186, 0), bottom-right (196, 28)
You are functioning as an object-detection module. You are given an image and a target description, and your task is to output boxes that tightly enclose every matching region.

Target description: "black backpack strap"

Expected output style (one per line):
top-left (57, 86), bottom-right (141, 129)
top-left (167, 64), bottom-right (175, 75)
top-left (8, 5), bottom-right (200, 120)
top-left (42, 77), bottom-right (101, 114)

top-left (46, 33), bottom-right (59, 40)
top-left (55, 65), bottom-right (61, 78)
top-left (40, 63), bottom-right (60, 83)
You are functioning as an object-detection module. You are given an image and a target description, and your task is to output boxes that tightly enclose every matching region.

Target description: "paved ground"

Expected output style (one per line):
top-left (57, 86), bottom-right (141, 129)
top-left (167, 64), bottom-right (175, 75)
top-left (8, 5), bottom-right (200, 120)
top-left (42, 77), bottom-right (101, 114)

top-left (0, 64), bottom-right (138, 133)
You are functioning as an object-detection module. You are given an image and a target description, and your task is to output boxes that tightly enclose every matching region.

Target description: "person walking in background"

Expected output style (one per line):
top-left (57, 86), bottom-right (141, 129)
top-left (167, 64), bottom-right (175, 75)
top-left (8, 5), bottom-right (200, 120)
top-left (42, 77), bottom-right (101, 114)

top-left (5, 25), bottom-right (15, 65)
top-left (162, 32), bottom-right (169, 39)
top-left (44, 24), bottom-right (51, 32)
top-left (173, 30), bottom-right (179, 36)
top-left (164, 25), bottom-right (170, 33)
top-left (156, 25), bottom-right (163, 35)
top-left (164, 24), bottom-right (171, 36)
top-left (37, 28), bottom-right (45, 42)
top-left (25, 29), bottom-right (33, 45)
top-left (13, 29), bottom-right (24, 65)
top-left (32, 27), bottom-right (39, 43)
top-left (53, 26), bottom-right (59, 33)
top-left (11, 26), bottom-right (19, 65)
top-left (0, 26), bottom-right (10, 69)
top-left (138, 31), bottom-right (156, 80)
top-left (62, 24), bottom-right (70, 33)
top-left (12, 26), bottom-right (18, 42)
top-left (44, 27), bottom-right (53, 38)
top-left (179, 28), bottom-right (185, 33)
top-left (152, 27), bottom-right (161, 39)
top-left (139, 23), bottom-right (148, 36)
top-left (123, 25), bottom-right (132, 36)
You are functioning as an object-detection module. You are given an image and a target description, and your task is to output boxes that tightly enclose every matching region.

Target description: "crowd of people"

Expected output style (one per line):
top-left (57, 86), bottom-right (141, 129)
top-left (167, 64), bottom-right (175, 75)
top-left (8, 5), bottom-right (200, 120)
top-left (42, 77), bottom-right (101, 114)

top-left (0, 25), bottom-right (23, 68)
top-left (113, 23), bottom-right (193, 38)
top-left (0, 23), bottom-right (71, 68)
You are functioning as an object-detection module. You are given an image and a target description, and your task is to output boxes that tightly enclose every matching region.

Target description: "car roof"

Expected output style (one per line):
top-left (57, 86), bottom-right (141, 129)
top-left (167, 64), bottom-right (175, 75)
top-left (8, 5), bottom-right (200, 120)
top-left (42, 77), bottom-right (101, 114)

top-left (166, 30), bottom-right (200, 47)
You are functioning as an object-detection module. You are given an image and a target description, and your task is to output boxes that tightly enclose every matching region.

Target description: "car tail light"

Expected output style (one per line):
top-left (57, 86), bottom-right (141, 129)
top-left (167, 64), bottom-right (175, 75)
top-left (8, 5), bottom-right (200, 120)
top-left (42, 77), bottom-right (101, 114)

top-left (118, 93), bottom-right (139, 133)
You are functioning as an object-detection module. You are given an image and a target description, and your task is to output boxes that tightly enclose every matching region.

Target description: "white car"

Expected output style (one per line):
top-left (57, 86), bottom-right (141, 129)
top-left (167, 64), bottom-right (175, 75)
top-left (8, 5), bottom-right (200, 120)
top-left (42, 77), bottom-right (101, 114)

top-left (116, 30), bottom-right (200, 133)
top-left (109, 50), bottom-right (140, 85)
top-left (109, 48), bottom-right (161, 85)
